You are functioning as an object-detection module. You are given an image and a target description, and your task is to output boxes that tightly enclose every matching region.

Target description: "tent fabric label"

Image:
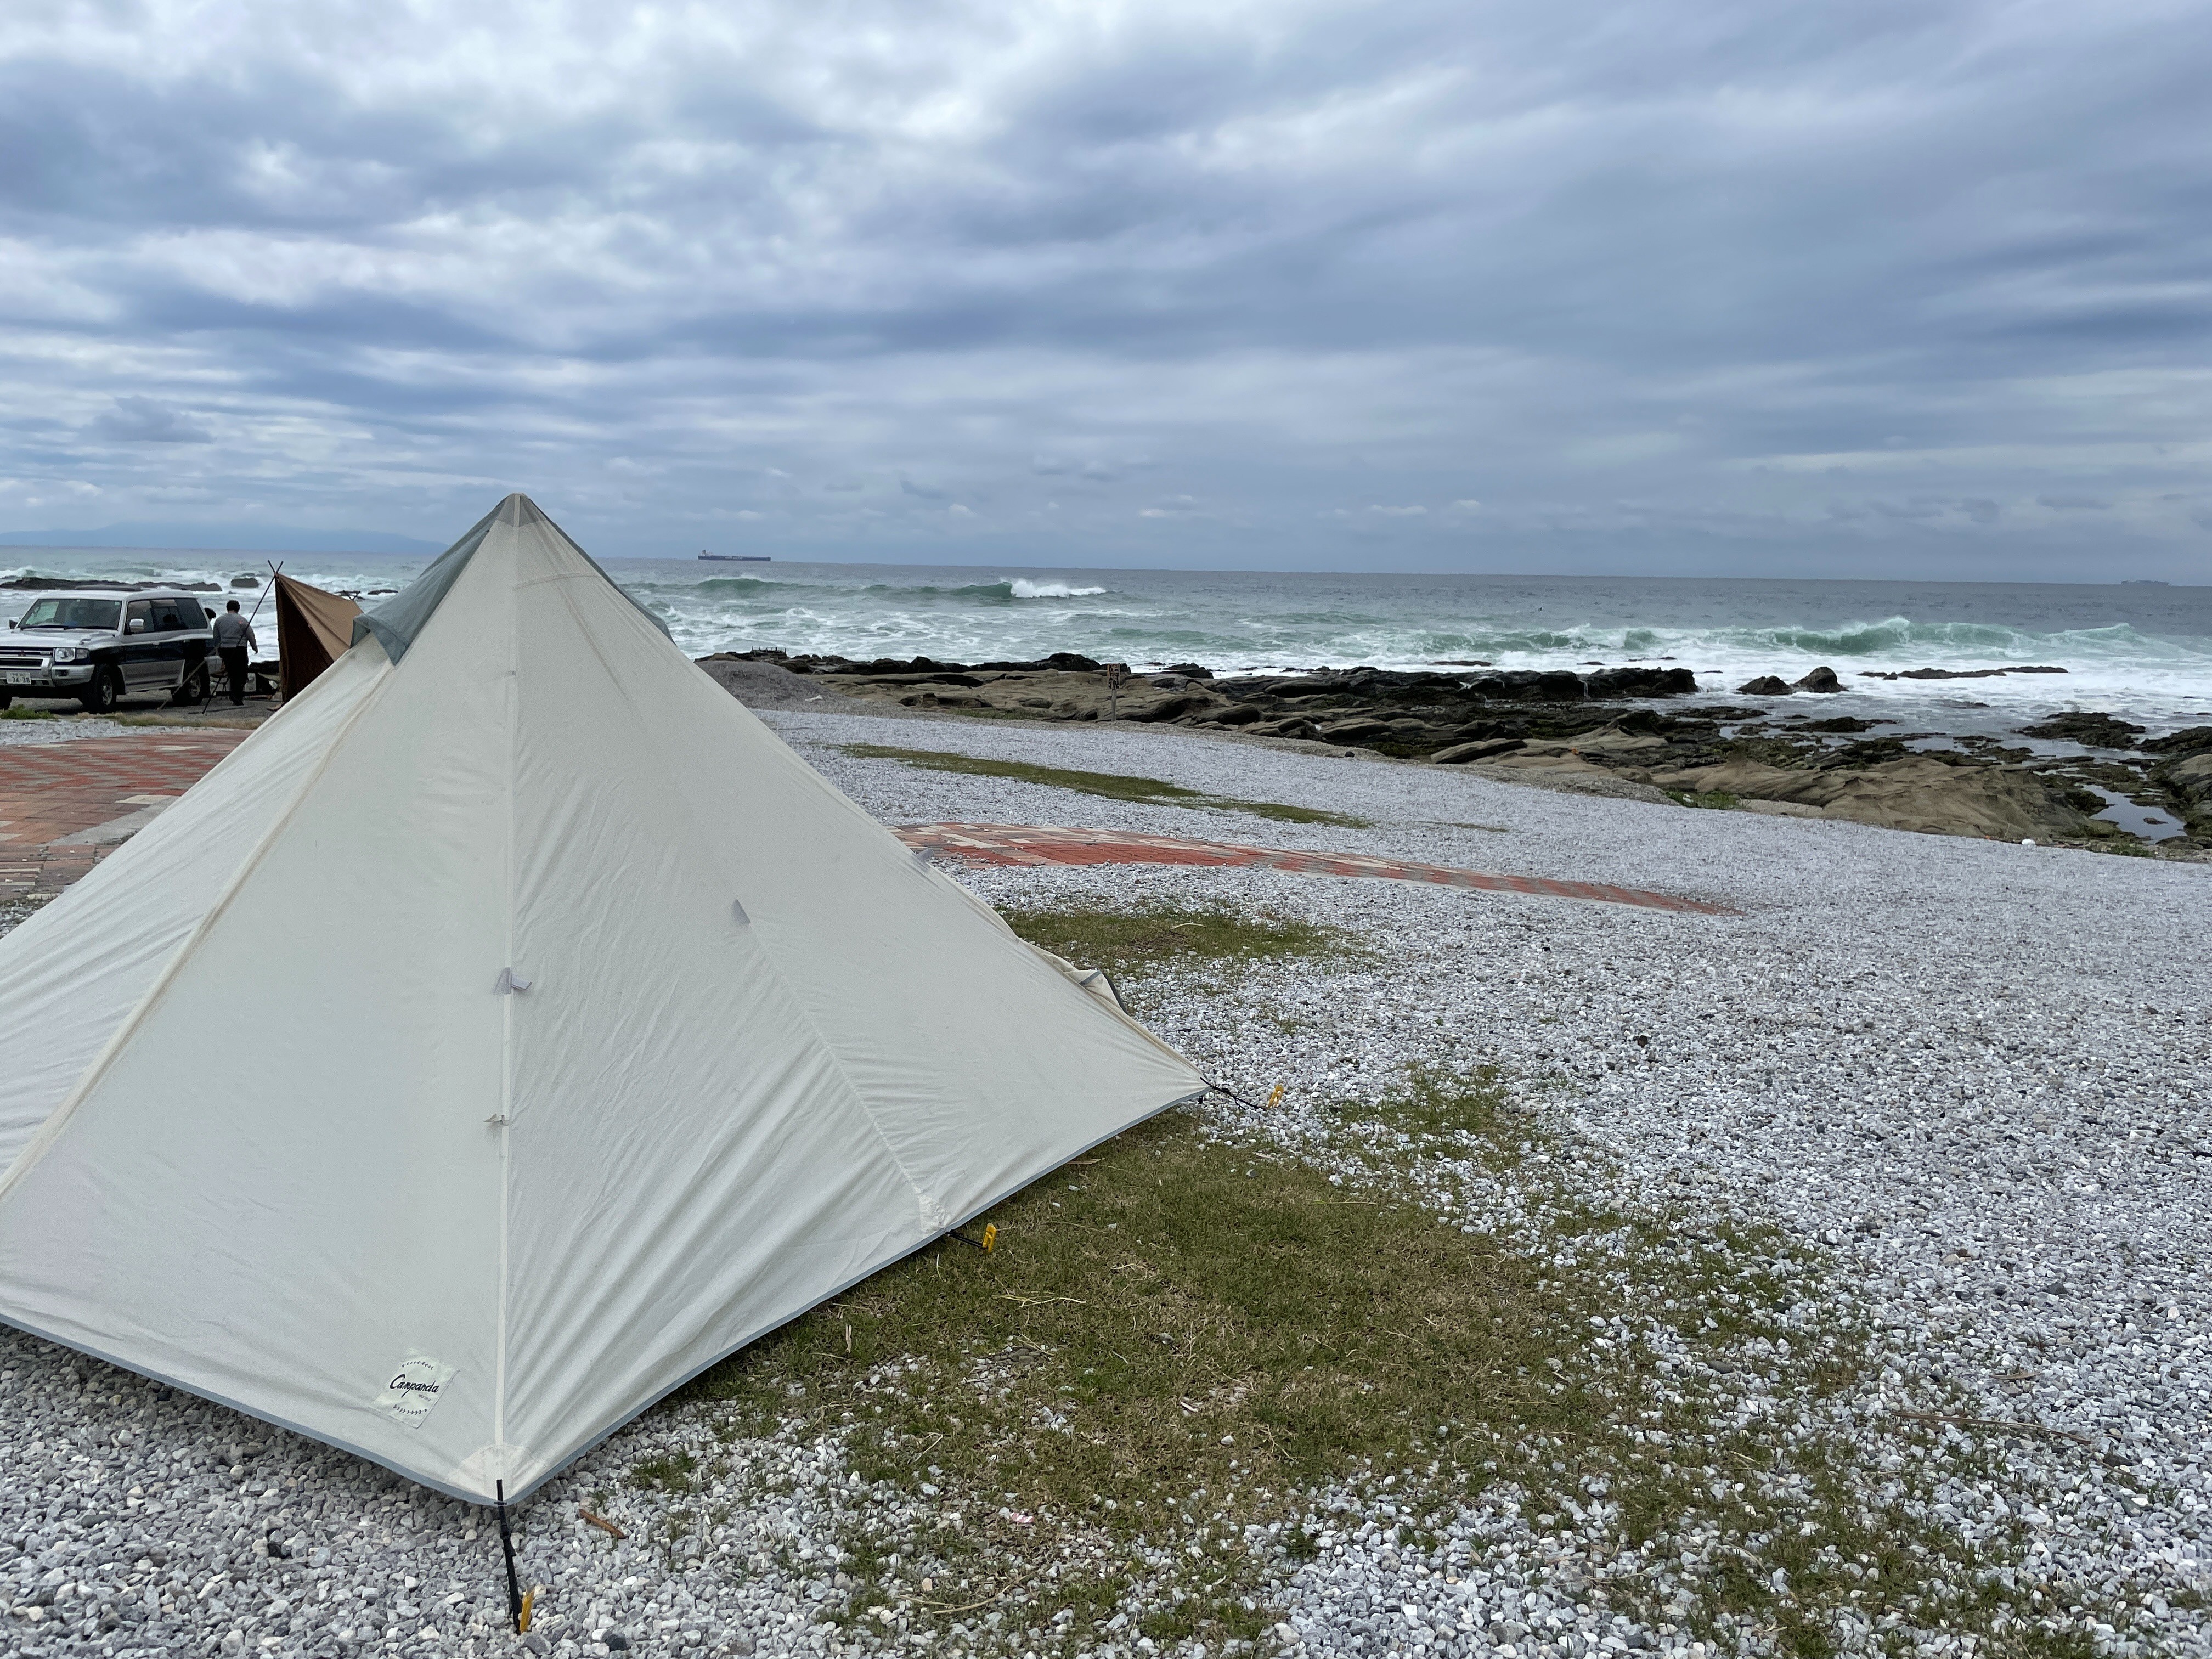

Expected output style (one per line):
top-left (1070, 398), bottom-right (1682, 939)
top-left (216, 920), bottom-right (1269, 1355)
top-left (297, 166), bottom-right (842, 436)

top-left (374, 1354), bottom-right (457, 1428)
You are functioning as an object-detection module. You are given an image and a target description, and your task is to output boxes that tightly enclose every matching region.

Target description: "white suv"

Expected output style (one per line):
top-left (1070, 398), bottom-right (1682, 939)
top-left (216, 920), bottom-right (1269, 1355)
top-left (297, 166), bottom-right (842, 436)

top-left (1, 588), bottom-right (218, 714)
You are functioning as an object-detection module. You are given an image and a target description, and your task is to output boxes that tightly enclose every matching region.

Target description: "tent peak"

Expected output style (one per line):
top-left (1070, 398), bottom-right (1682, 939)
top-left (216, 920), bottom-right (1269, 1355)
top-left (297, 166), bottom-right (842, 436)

top-left (352, 495), bottom-right (670, 666)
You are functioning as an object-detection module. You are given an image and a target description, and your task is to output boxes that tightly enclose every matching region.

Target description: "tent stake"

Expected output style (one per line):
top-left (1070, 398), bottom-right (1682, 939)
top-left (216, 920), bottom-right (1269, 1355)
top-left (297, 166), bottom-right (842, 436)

top-left (496, 1480), bottom-right (525, 1633)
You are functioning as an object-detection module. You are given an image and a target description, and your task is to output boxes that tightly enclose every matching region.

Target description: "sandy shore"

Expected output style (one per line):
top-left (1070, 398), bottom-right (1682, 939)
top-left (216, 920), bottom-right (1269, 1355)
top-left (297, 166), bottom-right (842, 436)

top-left (0, 706), bottom-right (2207, 1656)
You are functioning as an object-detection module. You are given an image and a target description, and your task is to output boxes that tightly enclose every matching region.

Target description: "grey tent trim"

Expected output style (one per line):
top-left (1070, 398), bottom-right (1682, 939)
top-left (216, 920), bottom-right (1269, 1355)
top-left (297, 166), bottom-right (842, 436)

top-left (352, 494), bottom-right (670, 664)
top-left (349, 504), bottom-right (497, 665)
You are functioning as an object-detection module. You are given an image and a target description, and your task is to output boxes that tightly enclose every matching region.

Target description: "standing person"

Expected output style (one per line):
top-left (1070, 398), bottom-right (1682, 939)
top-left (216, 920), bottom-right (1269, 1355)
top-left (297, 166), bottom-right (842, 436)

top-left (211, 599), bottom-right (258, 707)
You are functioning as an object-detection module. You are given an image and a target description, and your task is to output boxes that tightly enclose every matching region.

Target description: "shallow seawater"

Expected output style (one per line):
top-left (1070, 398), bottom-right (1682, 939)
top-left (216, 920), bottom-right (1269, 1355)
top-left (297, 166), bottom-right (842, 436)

top-left (4, 549), bottom-right (2208, 739)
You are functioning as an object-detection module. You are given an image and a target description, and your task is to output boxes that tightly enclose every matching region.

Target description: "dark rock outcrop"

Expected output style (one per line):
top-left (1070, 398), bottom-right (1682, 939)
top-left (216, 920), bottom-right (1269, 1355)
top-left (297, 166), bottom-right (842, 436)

top-left (1128, 693), bottom-right (1216, 723)
top-left (1431, 738), bottom-right (1527, 764)
top-left (2016, 712), bottom-right (2145, 749)
top-left (1793, 666), bottom-right (1843, 693)
top-left (1466, 670), bottom-right (1588, 702)
top-left (2144, 725), bottom-right (2212, 755)
top-left (2144, 729), bottom-right (2212, 838)
top-left (1584, 667), bottom-right (1699, 698)
top-left (1737, 676), bottom-right (1793, 696)
top-left (1859, 665), bottom-right (2068, 681)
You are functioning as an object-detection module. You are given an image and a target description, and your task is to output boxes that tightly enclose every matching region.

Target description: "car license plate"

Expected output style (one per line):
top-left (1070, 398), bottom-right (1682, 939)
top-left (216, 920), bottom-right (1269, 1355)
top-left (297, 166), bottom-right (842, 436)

top-left (3, 671), bottom-right (41, 686)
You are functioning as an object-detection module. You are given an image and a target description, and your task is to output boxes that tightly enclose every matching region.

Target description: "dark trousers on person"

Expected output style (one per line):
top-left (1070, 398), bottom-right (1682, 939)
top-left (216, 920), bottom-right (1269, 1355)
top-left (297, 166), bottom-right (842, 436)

top-left (219, 646), bottom-right (249, 706)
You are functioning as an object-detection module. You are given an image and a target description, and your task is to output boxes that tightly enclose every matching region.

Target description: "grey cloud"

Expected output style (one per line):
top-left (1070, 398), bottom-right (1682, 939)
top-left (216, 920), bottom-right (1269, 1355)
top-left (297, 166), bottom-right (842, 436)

top-left (2037, 495), bottom-right (2109, 511)
top-left (0, 0), bottom-right (2207, 577)
top-left (1035, 456), bottom-right (1122, 482)
top-left (87, 397), bottom-right (213, 443)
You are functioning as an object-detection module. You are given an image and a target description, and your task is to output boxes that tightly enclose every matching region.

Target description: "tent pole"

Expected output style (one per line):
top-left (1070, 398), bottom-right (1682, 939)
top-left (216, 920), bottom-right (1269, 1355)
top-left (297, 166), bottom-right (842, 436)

top-left (495, 1480), bottom-right (526, 1632)
top-left (250, 561), bottom-right (281, 703)
top-left (247, 560), bottom-right (281, 632)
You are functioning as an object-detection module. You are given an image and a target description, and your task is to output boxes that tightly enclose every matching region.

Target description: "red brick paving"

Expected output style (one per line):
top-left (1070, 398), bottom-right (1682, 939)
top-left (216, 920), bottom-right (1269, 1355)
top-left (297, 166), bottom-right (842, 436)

top-left (896, 822), bottom-right (1734, 915)
top-left (0, 731), bottom-right (249, 898)
top-left (0, 738), bottom-right (1730, 918)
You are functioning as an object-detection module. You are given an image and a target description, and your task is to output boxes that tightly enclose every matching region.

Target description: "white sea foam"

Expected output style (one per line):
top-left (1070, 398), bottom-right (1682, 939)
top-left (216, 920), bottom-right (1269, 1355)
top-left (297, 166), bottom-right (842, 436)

top-left (1009, 578), bottom-right (1108, 599)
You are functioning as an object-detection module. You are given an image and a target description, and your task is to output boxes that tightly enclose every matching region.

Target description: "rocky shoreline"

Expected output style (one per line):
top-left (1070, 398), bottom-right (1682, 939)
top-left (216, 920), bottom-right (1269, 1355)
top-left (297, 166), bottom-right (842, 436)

top-left (708, 650), bottom-right (2212, 851)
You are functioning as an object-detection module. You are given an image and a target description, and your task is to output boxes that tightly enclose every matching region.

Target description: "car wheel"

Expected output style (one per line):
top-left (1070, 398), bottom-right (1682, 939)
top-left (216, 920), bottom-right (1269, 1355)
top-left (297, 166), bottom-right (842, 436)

top-left (79, 668), bottom-right (121, 714)
top-left (171, 664), bottom-right (208, 706)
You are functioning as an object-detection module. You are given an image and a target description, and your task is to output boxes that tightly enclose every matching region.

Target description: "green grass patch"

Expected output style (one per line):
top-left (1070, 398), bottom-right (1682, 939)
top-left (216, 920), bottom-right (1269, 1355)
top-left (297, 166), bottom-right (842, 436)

top-left (659, 1068), bottom-right (2125, 1655)
top-left (628, 1449), bottom-right (701, 1494)
top-left (0, 705), bottom-right (57, 721)
top-left (1341, 1064), bottom-right (1516, 1148)
top-left (1001, 902), bottom-right (1356, 975)
top-left (839, 742), bottom-right (1368, 827)
top-left (1666, 788), bottom-right (1740, 811)
top-left (691, 1102), bottom-right (1595, 1642)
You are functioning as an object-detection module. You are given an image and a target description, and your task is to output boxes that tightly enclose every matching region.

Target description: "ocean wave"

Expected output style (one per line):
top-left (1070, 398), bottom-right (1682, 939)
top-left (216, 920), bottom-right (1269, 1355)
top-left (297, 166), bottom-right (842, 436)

top-left (1009, 578), bottom-right (1107, 600)
top-left (694, 577), bottom-right (789, 595)
top-left (851, 579), bottom-right (1067, 605)
top-left (1371, 618), bottom-right (2208, 666)
top-left (1685, 618), bottom-right (2204, 661)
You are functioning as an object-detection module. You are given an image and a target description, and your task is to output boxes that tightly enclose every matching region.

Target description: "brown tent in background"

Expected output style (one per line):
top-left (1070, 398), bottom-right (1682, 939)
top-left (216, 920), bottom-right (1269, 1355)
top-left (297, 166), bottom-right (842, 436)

top-left (273, 574), bottom-right (362, 701)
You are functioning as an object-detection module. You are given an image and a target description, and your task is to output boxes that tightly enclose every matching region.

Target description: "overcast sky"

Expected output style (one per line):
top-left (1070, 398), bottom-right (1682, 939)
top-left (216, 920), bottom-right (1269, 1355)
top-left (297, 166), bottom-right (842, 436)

top-left (2, 0), bottom-right (2208, 576)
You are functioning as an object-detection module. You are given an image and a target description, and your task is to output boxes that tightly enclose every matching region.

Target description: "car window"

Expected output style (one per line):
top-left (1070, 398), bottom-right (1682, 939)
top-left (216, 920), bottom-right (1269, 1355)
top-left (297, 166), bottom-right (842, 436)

top-left (125, 600), bottom-right (154, 632)
top-left (153, 597), bottom-right (199, 631)
top-left (18, 597), bottom-right (123, 630)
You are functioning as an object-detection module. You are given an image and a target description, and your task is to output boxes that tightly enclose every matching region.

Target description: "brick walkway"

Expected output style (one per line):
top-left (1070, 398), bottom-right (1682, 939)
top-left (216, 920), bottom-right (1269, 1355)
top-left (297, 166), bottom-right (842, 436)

top-left (1, 738), bottom-right (1729, 918)
top-left (896, 822), bottom-right (1733, 915)
top-left (0, 732), bottom-right (248, 898)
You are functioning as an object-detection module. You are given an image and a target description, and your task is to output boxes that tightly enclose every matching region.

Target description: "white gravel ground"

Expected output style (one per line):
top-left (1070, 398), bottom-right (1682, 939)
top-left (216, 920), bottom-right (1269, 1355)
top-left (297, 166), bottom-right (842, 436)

top-left (0, 715), bottom-right (133, 747)
top-left (0, 709), bottom-right (2206, 1657)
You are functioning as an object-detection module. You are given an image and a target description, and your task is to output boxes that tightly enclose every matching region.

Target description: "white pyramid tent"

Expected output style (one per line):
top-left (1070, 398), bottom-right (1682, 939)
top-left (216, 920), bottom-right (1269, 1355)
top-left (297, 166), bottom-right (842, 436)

top-left (0, 495), bottom-right (1200, 1502)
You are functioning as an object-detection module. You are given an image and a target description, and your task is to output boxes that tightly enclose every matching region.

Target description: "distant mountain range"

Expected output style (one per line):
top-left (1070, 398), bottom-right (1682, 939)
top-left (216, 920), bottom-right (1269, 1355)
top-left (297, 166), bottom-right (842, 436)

top-left (0, 523), bottom-right (441, 555)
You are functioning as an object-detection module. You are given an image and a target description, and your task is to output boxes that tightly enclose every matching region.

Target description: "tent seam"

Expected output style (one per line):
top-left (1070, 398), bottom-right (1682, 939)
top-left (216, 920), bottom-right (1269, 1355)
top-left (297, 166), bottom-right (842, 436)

top-left (494, 538), bottom-right (521, 1479)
